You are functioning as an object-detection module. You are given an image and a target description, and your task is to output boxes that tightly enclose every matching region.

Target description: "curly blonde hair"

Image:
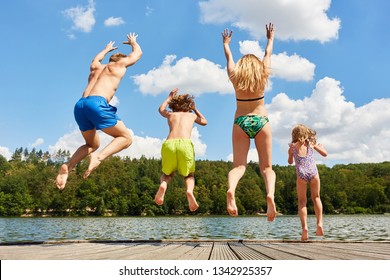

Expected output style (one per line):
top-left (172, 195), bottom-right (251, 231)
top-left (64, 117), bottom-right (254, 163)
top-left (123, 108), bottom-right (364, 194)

top-left (168, 94), bottom-right (195, 112)
top-left (230, 54), bottom-right (270, 93)
top-left (291, 124), bottom-right (317, 145)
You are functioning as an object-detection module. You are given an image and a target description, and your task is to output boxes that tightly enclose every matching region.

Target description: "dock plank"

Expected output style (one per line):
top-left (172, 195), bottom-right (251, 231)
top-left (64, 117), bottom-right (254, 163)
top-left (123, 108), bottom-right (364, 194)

top-left (319, 241), bottom-right (390, 253)
top-left (209, 242), bottom-right (239, 260)
top-left (96, 243), bottom-right (171, 260)
top-left (260, 242), bottom-right (390, 260)
top-left (244, 242), bottom-right (308, 260)
top-left (1, 240), bottom-right (390, 260)
top-left (262, 243), bottom-right (346, 260)
top-left (315, 242), bottom-right (390, 259)
top-left (228, 242), bottom-right (271, 260)
top-left (128, 243), bottom-right (197, 260)
top-left (177, 242), bottom-right (213, 260)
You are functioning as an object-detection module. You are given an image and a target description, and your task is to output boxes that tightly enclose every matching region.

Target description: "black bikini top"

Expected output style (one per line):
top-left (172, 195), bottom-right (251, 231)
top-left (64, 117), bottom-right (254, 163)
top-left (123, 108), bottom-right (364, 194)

top-left (236, 95), bottom-right (264, 102)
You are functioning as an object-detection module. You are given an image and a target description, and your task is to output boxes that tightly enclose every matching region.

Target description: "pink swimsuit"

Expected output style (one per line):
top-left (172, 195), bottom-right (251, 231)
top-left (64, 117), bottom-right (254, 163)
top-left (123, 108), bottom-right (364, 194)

top-left (292, 142), bottom-right (318, 182)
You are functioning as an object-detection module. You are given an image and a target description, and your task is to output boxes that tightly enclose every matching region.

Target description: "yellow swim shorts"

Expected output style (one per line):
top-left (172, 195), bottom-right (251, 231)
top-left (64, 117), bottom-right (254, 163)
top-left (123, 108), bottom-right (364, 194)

top-left (161, 139), bottom-right (195, 177)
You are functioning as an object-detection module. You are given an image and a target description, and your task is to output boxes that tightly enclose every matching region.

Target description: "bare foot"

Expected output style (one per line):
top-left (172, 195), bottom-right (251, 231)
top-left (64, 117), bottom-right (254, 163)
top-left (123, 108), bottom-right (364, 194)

top-left (83, 153), bottom-right (101, 179)
top-left (227, 191), bottom-right (238, 216)
top-left (56, 164), bottom-right (69, 190)
top-left (301, 228), bottom-right (309, 241)
top-left (316, 224), bottom-right (324, 236)
top-left (155, 182), bottom-right (167, 206)
top-left (186, 191), bottom-right (199, 212)
top-left (266, 195), bottom-right (277, 222)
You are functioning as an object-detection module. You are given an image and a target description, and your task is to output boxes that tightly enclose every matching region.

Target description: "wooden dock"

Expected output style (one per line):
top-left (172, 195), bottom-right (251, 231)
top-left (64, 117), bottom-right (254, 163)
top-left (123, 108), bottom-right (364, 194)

top-left (1, 239), bottom-right (390, 260)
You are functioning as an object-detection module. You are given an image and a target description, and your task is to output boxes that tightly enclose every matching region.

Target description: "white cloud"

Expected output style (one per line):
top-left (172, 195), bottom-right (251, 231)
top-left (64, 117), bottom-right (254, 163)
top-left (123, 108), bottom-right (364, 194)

top-left (267, 77), bottom-right (390, 164)
top-left (227, 148), bottom-right (258, 162)
top-left (49, 127), bottom-right (207, 160)
top-left (238, 40), bottom-right (263, 56)
top-left (49, 130), bottom-right (84, 155)
top-left (145, 5), bottom-right (154, 16)
top-left (66, 33), bottom-right (76, 40)
top-left (63, 0), bottom-right (96, 33)
top-left (104, 16), bottom-right (125, 27)
top-left (0, 146), bottom-right (12, 160)
top-left (190, 127), bottom-right (207, 157)
top-left (227, 77), bottom-right (390, 164)
top-left (30, 138), bottom-right (44, 148)
top-left (134, 40), bottom-right (315, 96)
top-left (272, 52), bottom-right (315, 82)
top-left (122, 130), bottom-right (163, 159)
top-left (132, 55), bottom-right (233, 96)
top-left (109, 96), bottom-right (120, 107)
top-left (199, 0), bottom-right (340, 43)
top-left (239, 40), bottom-right (315, 82)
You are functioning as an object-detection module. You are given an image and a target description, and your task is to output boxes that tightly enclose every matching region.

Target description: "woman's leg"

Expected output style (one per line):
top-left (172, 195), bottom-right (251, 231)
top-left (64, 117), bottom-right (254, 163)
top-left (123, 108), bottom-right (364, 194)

top-left (254, 123), bottom-right (276, 221)
top-left (227, 125), bottom-right (250, 216)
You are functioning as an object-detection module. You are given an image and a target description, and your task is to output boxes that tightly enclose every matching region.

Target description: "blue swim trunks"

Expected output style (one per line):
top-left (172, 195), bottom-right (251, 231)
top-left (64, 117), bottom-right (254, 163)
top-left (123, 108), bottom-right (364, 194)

top-left (74, 96), bottom-right (121, 131)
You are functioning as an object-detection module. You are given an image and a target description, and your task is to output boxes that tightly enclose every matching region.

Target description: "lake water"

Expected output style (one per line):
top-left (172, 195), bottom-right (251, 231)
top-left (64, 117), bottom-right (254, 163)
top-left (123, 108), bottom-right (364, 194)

top-left (1, 215), bottom-right (389, 243)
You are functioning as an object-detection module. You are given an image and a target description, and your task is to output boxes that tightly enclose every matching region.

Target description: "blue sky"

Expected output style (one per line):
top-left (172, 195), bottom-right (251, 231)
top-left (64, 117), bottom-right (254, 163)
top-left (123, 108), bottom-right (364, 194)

top-left (1, 0), bottom-right (389, 166)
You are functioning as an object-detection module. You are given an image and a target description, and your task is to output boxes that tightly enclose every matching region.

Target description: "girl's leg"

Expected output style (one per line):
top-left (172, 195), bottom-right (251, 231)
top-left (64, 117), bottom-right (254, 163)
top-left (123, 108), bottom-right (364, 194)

top-left (254, 123), bottom-right (276, 222)
top-left (310, 175), bottom-right (324, 236)
top-left (185, 173), bottom-right (199, 212)
top-left (155, 173), bottom-right (174, 206)
top-left (296, 177), bottom-right (309, 240)
top-left (227, 125), bottom-right (250, 216)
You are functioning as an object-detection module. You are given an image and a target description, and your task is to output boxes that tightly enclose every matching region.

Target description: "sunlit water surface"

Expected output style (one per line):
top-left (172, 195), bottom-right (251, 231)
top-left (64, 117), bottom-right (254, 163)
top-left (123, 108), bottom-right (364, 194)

top-left (1, 215), bottom-right (389, 242)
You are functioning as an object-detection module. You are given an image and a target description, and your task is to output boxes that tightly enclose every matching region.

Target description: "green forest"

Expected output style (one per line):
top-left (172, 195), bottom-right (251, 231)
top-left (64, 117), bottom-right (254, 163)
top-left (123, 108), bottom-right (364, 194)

top-left (1, 147), bottom-right (390, 217)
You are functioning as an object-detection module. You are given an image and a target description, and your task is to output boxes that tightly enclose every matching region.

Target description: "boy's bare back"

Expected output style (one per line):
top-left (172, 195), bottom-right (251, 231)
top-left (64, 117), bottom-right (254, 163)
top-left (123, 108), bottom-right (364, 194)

top-left (159, 88), bottom-right (208, 140)
top-left (165, 112), bottom-right (198, 139)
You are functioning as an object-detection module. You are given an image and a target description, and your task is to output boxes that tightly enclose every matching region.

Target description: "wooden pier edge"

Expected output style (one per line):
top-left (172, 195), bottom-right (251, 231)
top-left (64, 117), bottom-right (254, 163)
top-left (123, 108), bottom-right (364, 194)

top-left (2, 238), bottom-right (390, 245)
top-left (1, 239), bottom-right (390, 260)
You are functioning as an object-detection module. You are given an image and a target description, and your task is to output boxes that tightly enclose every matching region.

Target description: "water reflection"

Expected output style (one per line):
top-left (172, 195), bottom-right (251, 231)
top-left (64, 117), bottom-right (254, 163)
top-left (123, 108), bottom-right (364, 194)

top-left (0, 215), bottom-right (389, 242)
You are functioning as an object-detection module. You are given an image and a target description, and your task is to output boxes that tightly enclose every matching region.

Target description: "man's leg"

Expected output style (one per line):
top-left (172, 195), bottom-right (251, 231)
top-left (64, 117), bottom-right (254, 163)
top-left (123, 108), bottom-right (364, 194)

top-left (56, 129), bottom-right (100, 189)
top-left (84, 121), bottom-right (132, 178)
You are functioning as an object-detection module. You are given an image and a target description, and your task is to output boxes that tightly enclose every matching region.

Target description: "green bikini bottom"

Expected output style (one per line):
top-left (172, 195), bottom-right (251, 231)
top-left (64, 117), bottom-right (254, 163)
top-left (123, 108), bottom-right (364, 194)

top-left (234, 115), bottom-right (269, 138)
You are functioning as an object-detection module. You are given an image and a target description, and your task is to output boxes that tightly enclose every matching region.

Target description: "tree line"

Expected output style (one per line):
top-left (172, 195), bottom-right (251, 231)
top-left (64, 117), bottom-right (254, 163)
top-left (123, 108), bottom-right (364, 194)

top-left (0, 147), bottom-right (389, 217)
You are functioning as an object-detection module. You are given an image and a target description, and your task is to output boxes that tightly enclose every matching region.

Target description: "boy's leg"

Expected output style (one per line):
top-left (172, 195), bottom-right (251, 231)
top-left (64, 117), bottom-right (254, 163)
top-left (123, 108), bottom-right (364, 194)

top-left (84, 121), bottom-right (132, 178)
top-left (185, 173), bottom-right (199, 212)
top-left (56, 129), bottom-right (100, 189)
top-left (310, 175), bottom-right (324, 236)
top-left (155, 173), bottom-right (173, 206)
top-left (297, 178), bottom-right (308, 240)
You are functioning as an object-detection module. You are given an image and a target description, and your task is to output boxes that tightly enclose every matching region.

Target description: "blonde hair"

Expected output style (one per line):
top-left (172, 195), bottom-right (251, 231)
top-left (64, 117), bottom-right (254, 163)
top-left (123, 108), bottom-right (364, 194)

top-left (230, 54), bottom-right (270, 93)
top-left (291, 124), bottom-right (317, 145)
top-left (168, 94), bottom-right (195, 112)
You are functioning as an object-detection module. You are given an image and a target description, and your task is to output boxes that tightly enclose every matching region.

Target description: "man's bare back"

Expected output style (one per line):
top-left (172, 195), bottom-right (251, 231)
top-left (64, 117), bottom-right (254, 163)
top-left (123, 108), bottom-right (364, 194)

top-left (88, 64), bottom-right (126, 102)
